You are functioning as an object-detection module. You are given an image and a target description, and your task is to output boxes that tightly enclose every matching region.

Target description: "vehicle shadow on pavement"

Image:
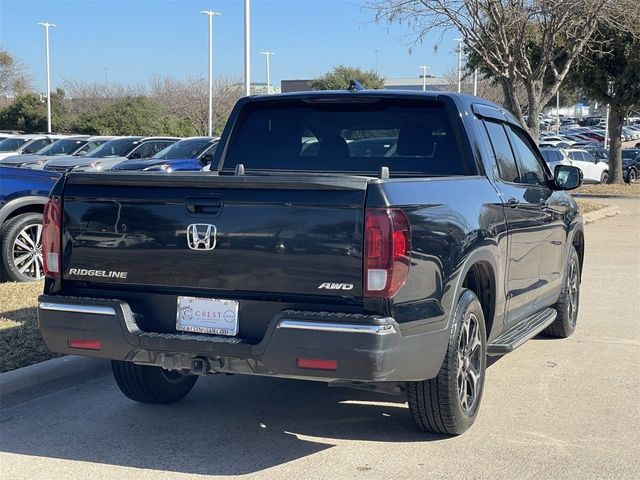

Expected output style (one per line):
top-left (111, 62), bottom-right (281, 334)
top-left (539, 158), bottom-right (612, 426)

top-left (0, 373), bottom-right (445, 475)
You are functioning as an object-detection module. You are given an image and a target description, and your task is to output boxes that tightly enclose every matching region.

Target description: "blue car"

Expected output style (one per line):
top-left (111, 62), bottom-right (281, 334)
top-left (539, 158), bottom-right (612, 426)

top-left (0, 166), bottom-right (60, 281)
top-left (112, 136), bottom-right (219, 172)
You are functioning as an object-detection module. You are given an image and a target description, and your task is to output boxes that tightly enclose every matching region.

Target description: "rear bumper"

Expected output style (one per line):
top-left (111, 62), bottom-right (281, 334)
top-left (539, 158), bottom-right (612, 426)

top-left (38, 295), bottom-right (449, 383)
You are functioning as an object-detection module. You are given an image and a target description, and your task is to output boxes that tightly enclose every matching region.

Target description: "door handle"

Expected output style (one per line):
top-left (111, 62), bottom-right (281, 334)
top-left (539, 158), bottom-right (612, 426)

top-left (507, 198), bottom-right (519, 208)
top-left (185, 197), bottom-right (223, 215)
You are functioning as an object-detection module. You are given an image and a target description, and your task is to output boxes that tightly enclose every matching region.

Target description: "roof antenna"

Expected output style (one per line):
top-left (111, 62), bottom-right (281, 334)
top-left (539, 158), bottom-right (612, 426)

top-left (347, 79), bottom-right (365, 92)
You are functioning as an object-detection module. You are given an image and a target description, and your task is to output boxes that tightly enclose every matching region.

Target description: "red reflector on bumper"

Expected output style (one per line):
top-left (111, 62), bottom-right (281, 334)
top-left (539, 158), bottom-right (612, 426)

top-left (296, 358), bottom-right (338, 371)
top-left (68, 338), bottom-right (102, 350)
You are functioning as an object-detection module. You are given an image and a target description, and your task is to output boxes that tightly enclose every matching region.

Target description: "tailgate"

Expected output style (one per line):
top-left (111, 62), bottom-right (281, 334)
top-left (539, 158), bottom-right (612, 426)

top-left (60, 173), bottom-right (368, 299)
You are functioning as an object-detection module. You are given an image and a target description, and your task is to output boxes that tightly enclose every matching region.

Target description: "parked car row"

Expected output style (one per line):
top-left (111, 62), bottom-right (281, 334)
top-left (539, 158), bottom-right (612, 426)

top-left (0, 135), bottom-right (220, 173)
top-left (539, 146), bottom-right (640, 184)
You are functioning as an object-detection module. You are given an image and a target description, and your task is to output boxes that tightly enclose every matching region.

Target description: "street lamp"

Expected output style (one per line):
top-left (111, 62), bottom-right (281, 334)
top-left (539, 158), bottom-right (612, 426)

top-left (37, 22), bottom-right (56, 133)
top-left (244, 0), bottom-right (251, 96)
top-left (454, 38), bottom-right (463, 93)
top-left (419, 65), bottom-right (429, 91)
top-left (200, 10), bottom-right (221, 136)
top-left (260, 51), bottom-right (274, 94)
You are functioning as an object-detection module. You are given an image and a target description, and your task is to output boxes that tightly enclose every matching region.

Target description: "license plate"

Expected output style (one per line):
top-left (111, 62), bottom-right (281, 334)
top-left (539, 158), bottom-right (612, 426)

top-left (176, 296), bottom-right (239, 336)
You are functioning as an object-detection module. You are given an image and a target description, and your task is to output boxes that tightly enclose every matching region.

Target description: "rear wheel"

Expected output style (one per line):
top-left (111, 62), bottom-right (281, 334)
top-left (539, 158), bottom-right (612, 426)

top-left (407, 289), bottom-right (487, 435)
top-left (543, 245), bottom-right (580, 338)
top-left (628, 168), bottom-right (637, 183)
top-left (600, 170), bottom-right (609, 184)
top-left (111, 361), bottom-right (198, 404)
top-left (0, 212), bottom-right (44, 282)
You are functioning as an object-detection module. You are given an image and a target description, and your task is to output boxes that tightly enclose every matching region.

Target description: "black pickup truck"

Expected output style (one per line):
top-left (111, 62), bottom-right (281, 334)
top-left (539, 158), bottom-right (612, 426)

top-left (38, 90), bottom-right (584, 435)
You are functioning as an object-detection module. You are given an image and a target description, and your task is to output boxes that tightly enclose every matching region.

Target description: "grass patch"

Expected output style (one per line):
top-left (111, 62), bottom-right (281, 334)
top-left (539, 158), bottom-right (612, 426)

top-left (576, 182), bottom-right (640, 196)
top-left (0, 281), bottom-right (59, 373)
top-left (575, 199), bottom-right (608, 214)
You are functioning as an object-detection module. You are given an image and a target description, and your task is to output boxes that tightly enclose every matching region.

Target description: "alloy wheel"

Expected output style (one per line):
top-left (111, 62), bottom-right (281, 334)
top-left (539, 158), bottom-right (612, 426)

top-left (456, 312), bottom-right (482, 413)
top-left (11, 224), bottom-right (44, 280)
top-left (566, 258), bottom-right (579, 326)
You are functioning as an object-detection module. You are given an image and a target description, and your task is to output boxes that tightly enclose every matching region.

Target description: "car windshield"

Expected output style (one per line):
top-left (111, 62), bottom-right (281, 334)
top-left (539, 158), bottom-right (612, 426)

top-left (153, 139), bottom-right (212, 159)
top-left (37, 139), bottom-right (88, 156)
top-left (87, 138), bottom-right (140, 158)
top-left (0, 138), bottom-right (29, 152)
top-left (223, 99), bottom-right (474, 176)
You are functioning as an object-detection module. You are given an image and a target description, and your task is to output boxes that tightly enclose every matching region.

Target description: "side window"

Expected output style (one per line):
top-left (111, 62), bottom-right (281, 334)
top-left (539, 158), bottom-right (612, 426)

top-left (155, 141), bottom-right (174, 155)
top-left (130, 142), bottom-right (160, 158)
top-left (483, 120), bottom-right (519, 183)
top-left (23, 139), bottom-right (49, 153)
top-left (568, 151), bottom-right (583, 161)
top-left (583, 151), bottom-right (596, 163)
top-left (506, 125), bottom-right (547, 186)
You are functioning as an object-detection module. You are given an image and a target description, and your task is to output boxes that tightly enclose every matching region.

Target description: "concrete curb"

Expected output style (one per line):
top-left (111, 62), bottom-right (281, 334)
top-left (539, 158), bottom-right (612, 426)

top-left (0, 355), bottom-right (110, 409)
top-left (584, 206), bottom-right (619, 224)
top-left (574, 193), bottom-right (638, 199)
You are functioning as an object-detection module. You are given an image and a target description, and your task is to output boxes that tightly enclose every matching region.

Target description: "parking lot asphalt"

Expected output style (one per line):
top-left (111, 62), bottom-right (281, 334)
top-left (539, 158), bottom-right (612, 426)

top-left (0, 197), bottom-right (638, 480)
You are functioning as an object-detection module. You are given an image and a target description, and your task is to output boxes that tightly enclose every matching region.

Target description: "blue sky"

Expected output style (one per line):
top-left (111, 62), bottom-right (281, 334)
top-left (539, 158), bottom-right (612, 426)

top-left (0, 0), bottom-right (462, 92)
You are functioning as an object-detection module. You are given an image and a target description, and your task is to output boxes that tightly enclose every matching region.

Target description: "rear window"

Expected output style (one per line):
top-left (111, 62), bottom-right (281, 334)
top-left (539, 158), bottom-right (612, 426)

top-left (222, 100), bottom-right (474, 176)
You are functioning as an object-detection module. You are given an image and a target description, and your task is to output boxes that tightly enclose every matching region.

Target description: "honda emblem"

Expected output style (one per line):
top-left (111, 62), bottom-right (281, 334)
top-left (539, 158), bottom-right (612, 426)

top-left (187, 224), bottom-right (217, 250)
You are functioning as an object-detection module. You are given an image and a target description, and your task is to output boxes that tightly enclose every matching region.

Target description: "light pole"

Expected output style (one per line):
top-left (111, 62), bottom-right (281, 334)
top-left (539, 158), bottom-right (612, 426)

top-left (37, 22), bottom-right (56, 133)
top-left (419, 65), bottom-right (429, 91)
top-left (260, 51), bottom-right (274, 94)
top-left (374, 49), bottom-right (379, 74)
top-left (556, 90), bottom-right (560, 134)
top-left (244, 0), bottom-right (251, 96)
top-left (454, 38), bottom-right (463, 93)
top-left (473, 68), bottom-right (478, 96)
top-left (201, 10), bottom-right (221, 136)
top-left (604, 80), bottom-right (613, 150)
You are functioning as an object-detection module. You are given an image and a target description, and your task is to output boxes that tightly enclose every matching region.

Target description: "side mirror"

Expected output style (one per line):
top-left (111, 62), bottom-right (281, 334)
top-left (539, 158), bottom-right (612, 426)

top-left (200, 153), bottom-right (214, 165)
top-left (553, 165), bottom-right (582, 190)
top-left (22, 147), bottom-right (36, 154)
top-left (129, 152), bottom-right (142, 159)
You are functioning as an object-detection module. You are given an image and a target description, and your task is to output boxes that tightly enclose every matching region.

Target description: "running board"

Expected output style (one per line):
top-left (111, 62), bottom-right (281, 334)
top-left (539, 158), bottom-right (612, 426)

top-left (487, 308), bottom-right (557, 356)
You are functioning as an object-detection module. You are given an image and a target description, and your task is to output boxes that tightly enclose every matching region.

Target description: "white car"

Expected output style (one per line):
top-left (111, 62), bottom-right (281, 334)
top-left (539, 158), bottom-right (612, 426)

top-left (0, 134), bottom-right (68, 161)
top-left (541, 148), bottom-right (609, 184)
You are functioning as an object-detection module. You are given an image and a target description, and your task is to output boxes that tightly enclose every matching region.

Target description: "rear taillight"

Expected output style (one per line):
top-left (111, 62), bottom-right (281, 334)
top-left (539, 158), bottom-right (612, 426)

top-left (364, 208), bottom-right (411, 298)
top-left (42, 199), bottom-right (61, 279)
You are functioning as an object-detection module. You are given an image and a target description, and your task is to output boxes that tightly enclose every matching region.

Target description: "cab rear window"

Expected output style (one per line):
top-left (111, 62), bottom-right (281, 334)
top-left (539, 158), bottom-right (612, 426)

top-left (222, 99), bottom-right (475, 177)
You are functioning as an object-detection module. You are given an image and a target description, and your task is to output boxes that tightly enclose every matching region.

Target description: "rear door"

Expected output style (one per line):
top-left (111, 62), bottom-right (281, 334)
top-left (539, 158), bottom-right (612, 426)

top-left (505, 124), bottom-right (564, 309)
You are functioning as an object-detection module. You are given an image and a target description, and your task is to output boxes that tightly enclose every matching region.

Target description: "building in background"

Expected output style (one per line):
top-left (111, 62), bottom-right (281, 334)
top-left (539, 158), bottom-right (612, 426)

top-left (250, 83), bottom-right (281, 95)
top-left (281, 76), bottom-right (449, 93)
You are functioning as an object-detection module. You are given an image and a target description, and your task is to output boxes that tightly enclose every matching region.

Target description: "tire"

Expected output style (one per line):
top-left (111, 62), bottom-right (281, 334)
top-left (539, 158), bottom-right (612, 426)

top-left (407, 289), bottom-right (487, 435)
top-left (600, 170), bottom-right (609, 184)
top-left (0, 212), bottom-right (44, 282)
top-left (543, 245), bottom-right (580, 338)
top-left (628, 168), bottom-right (637, 183)
top-left (111, 360), bottom-right (198, 404)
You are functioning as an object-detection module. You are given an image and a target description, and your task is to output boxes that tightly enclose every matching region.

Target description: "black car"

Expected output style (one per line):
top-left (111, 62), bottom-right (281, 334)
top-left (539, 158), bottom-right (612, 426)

top-left (622, 149), bottom-right (640, 183)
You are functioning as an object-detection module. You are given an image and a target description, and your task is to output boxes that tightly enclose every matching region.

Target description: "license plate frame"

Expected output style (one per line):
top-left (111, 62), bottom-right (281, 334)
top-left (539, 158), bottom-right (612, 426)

top-left (176, 296), bottom-right (239, 336)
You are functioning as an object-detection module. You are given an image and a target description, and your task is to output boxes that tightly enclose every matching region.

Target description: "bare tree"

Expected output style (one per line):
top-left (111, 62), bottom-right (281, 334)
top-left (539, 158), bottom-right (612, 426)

top-left (61, 79), bottom-right (147, 118)
top-left (0, 49), bottom-right (31, 104)
top-left (151, 76), bottom-right (242, 136)
top-left (440, 66), bottom-right (511, 105)
top-left (369, 0), bottom-right (637, 139)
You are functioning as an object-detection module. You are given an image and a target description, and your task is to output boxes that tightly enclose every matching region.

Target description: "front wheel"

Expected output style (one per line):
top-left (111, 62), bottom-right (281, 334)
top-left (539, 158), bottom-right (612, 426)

top-left (407, 289), bottom-right (487, 435)
top-left (600, 170), bottom-right (609, 184)
top-left (628, 168), bottom-right (637, 183)
top-left (111, 361), bottom-right (198, 404)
